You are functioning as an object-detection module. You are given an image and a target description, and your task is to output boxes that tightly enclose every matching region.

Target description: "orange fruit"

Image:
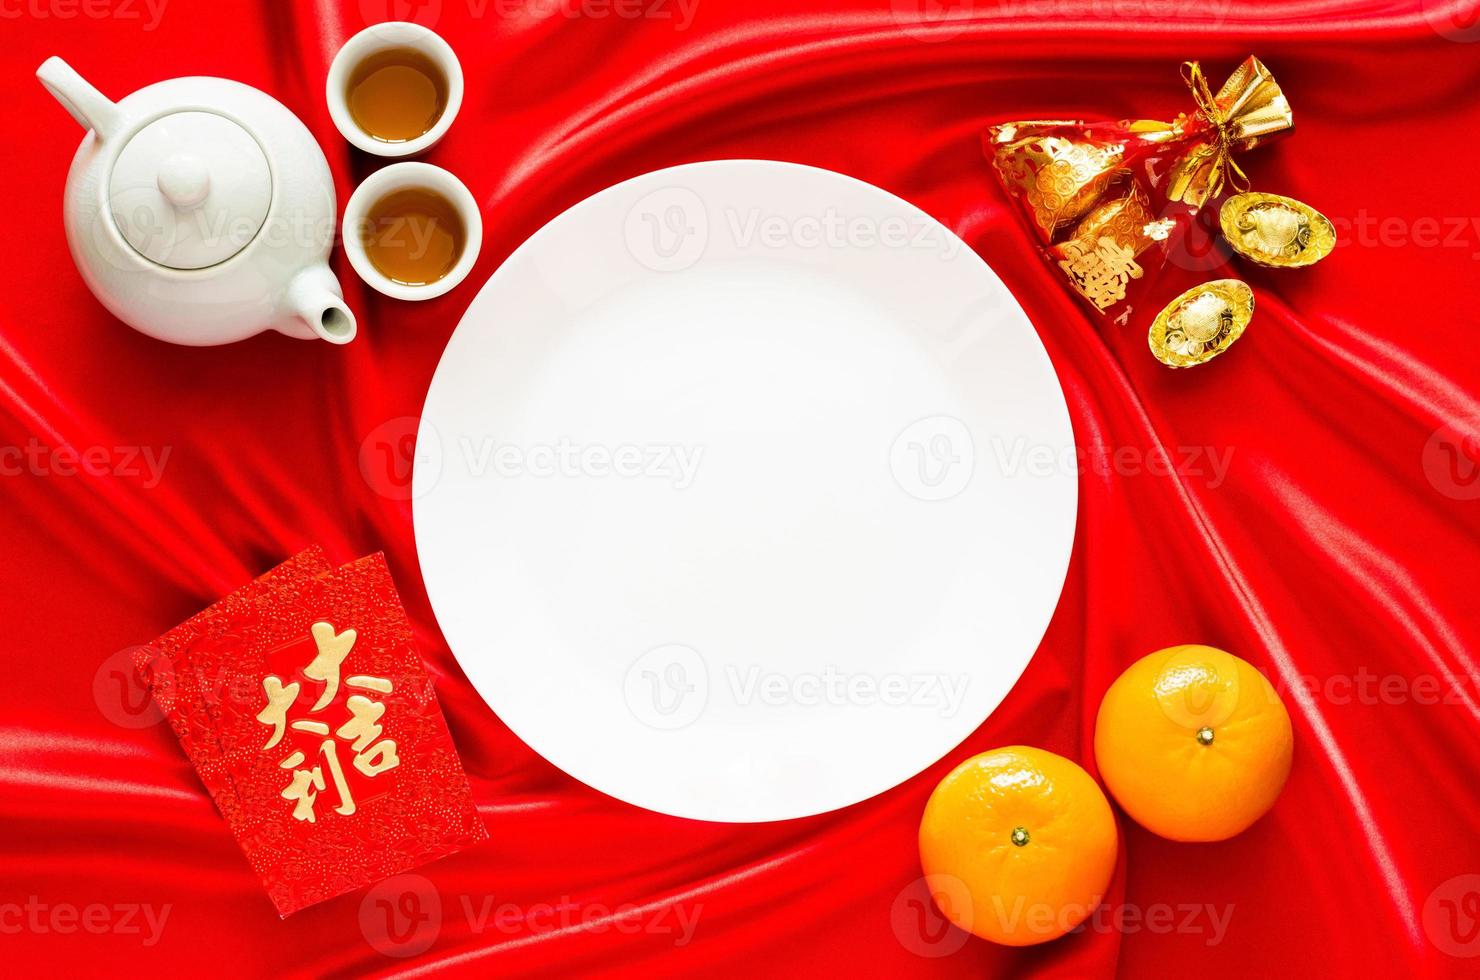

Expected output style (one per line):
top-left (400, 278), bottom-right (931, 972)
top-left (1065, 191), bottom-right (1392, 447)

top-left (918, 746), bottom-right (1118, 946)
top-left (1094, 644), bottom-right (1293, 842)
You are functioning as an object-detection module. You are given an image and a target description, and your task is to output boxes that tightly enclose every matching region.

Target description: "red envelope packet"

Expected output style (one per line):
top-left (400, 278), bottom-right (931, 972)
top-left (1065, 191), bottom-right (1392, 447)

top-left (204, 553), bottom-right (486, 916)
top-left (138, 547), bottom-right (333, 832)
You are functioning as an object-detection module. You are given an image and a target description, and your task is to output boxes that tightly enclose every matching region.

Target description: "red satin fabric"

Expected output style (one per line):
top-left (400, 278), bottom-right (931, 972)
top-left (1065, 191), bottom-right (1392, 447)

top-left (4, 1), bottom-right (1480, 976)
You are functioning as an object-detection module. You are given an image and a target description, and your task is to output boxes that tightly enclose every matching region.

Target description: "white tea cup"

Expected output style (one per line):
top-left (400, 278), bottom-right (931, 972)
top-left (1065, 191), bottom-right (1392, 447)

top-left (326, 22), bottom-right (463, 158)
top-left (343, 162), bottom-right (482, 301)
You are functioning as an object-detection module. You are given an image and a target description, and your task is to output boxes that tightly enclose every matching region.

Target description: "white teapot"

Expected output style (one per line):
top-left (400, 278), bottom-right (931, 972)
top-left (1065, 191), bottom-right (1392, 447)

top-left (37, 57), bottom-right (356, 346)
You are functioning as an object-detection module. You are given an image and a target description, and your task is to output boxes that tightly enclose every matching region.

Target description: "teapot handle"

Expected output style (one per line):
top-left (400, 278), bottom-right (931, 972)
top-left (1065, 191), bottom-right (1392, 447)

top-left (37, 57), bottom-right (123, 141)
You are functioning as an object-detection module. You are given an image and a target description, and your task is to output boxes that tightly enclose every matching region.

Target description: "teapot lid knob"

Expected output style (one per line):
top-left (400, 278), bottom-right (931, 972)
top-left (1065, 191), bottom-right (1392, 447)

top-left (157, 153), bottom-right (211, 210)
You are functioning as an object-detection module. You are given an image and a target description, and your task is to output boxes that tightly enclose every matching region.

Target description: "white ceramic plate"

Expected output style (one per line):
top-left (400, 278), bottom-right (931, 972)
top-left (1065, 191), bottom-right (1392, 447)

top-left (415, 161), bottom-right (1076, 822)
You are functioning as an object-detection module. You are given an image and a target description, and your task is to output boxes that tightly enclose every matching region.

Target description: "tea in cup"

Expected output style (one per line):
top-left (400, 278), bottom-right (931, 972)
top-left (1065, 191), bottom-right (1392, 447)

top-left (327, 22), bottom-right (463, 157)
top-left (343, 162), bottom-right (482, 300)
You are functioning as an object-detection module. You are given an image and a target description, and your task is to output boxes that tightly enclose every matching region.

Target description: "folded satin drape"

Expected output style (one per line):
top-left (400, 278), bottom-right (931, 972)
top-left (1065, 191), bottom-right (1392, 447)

top-left (3, 0), bottom-right (1479, 977)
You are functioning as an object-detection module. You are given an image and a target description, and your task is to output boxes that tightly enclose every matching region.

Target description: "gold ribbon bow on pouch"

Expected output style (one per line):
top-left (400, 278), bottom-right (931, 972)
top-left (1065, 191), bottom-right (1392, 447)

top-left (1167, 58), bottom-right (1294, 206)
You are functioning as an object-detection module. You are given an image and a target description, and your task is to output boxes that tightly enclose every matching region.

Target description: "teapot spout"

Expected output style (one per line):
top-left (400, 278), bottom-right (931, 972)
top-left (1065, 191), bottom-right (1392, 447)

top-left (37, 57), bottom-right (123, 141)
top-left (283, 264), bottom-right (358, 345)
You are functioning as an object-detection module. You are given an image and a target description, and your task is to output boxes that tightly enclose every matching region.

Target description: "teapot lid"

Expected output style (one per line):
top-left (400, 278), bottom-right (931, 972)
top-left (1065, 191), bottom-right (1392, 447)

top-left (108, 111), bottom-right (272, 270)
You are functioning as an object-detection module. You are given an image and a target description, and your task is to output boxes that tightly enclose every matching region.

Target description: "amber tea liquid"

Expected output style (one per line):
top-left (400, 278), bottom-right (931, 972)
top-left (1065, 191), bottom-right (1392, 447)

top-left (346, 47), bottom-right (448, 143)
top-left (361, 188), bottom-right (465, 287)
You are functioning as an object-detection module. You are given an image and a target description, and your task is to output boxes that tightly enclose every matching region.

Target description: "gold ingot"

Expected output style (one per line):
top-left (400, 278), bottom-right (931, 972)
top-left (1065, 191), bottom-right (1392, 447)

top-left (1148, 279), bottom-right (1254, 368)
top-left (1219, 192), bottom-right (1336, 268)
